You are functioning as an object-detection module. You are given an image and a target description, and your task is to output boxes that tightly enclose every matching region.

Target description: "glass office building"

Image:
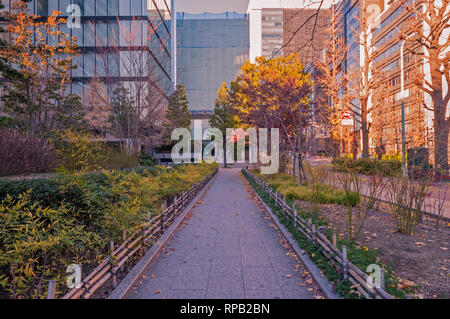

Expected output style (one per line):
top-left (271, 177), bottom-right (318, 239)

top-left (26, 0), bottom-right (172, 104)
top-left (176, 12), bottom-right (249, 112)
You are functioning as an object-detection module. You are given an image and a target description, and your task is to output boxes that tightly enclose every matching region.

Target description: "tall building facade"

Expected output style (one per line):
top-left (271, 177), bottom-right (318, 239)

top-left (247, 0), bottom-right (318, 62)
top-left (370, 0), bottom-right (426, 156)
top-left (176, 12), bottom-right (249, 112)
top-left (369, 0), bottom-right (449, 165)
top-left (283, 8), bottom-right (329, 67)
top-left (24, 0), bottom-right (173, 104)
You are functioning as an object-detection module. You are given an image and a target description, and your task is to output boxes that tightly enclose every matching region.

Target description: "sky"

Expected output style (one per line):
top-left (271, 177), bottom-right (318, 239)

top-left (175, 0), bottom-right (250, 14)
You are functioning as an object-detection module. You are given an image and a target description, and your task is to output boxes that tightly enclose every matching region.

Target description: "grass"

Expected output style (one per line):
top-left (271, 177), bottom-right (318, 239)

top-left (252, 170), bottom-right (360, 207)
top-left (243, 170), bottom-right (413, 299)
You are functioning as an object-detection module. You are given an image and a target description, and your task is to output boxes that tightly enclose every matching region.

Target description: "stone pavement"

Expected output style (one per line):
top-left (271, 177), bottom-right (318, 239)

top-left (129, 168), bottom-right (315, 299)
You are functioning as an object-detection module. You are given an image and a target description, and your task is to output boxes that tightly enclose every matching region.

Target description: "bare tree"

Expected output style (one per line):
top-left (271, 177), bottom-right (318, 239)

top-left (317, 2), bottom-right (351, 156)
top-left (348, 0), bottom-right (380, 159)
top-left (90, 16), bottom-right (170, 153)
top-left (401, 0), bottom-right (449, 174)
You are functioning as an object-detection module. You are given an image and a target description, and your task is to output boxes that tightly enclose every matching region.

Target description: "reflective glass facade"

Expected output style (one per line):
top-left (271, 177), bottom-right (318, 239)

top-left (176, 12), bottom-right (249, 111)
top-left (27, 0), bottom-right (172, 104)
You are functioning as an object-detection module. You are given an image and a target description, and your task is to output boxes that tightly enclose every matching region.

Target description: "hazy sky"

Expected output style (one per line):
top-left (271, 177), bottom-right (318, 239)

top-left (175, 0), bottom-right (250, 14)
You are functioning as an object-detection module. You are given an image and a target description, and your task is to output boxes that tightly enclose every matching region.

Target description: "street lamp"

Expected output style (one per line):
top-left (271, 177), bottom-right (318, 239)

top-left (399, 32), bottom-right (414, 177)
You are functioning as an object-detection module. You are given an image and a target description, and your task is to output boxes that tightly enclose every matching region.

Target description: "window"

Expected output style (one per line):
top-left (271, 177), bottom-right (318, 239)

top-left (108, 0), bottom-right (119, 16)
top-left (85, 0), bottom-right (95, 16)
top-left (96, 0), bottom-right (107, 16)
top-left (84, 22), bottom-right (95, 46)
top-left (120, 0), bottom-right (130, 16)
top-left (96, 22), bottom-right (107, 46)
top-left (60, 0), bottom-right (70, 16)
top-left (84, 53), bottom-right (95, 77)
top-left (108, 21), bottom-right (119, 46)
top-left (131, 0), bottom-right (142, 16)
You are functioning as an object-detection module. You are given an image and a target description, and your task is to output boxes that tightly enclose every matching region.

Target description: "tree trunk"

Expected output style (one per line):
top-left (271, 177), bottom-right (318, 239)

top-left (361, 101), bottom-right (369, 158)
top-left (434, 117), bottom-right (449, 174)
top-left (292, 152), bottom-right (296, 182)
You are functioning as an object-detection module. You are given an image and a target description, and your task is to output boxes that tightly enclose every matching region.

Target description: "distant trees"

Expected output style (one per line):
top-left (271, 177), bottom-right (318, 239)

top-left (210, 83), bottom-right (238, 167)
top-left (0, 1), bottom-right (81, 136)
top-left (210, 83), bottom-right (238, 136)
top-left (164, 84), bottom-right (191, 143)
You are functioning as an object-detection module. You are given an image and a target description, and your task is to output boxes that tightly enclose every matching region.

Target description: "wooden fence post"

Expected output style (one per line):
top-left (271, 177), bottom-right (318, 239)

top-left (174, 196), bottom-right (178, 215)
top-left (122, 228), bottom-right (127, 242)
top-left (161, 201), bottom-right (166, 233)
top-left (110, 241), bottom-right (117, 288)
top-left (294, 209), bottom-right (298, 227)
top-left (46, 280), bottom-right (56, 299)
top-left (332, 232), bottom-right (337, 247)
top-left (342, 245), bottom-right (348, 280)
top-left (318, 226), bottom-right (326, 237)
top-left (380, 268), bottom-right (386, 290)
top-left (312, 224), bottom-right (317, 242)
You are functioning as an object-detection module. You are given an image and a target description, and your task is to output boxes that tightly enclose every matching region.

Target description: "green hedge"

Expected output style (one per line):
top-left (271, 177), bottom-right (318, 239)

top-left (332, 158), bottom-right (402, 176)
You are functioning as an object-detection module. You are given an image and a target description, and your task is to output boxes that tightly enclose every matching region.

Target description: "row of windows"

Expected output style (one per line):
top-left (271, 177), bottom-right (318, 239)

top-left (375, 13), bottom-right (414, 48)
top-left (30, 0), bottom-right (148, 17)
top-left (66, 20), bottom-right (149, 47)
top-left (382, 52), bottom-right (413, 72)
top-left (373, 0), bottom-right (413, 36)
top-left (374, 41), bottom-right (401, 64)
top-left (70, 51), bottom-right (168, 78)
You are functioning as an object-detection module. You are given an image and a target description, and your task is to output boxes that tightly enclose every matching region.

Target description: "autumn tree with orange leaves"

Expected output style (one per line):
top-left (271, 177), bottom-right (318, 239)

top-left (231, 54), bottom-right (314, 184)
top-left (0, 0), bottom-right (81, 136)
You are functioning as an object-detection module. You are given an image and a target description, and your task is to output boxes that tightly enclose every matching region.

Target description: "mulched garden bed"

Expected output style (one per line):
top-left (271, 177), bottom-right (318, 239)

top-left (295, 200), bottom-right (450, 299)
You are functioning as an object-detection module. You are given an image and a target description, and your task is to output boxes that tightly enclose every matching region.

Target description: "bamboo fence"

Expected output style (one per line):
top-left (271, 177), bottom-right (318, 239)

top-left (47, 169), bottom-right (218, 299)
top-left (243, 169), bottom-right (395, 299)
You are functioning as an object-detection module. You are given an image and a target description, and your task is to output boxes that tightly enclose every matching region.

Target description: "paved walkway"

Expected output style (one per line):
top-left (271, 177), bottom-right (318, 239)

top-left (129, 168), bottom-right (315, 299)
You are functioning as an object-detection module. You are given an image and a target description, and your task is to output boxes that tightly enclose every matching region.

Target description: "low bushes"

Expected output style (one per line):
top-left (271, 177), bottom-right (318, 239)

top-left (253, 171), bottom-right (359, 207)
top-left (0, 163), bottom-right (218, 299)
top-left (0, 129), bottom-right (56, 176)
top-left (332, 157), bottom-right (401, 176)
top-left (243, 171), bottom-right (411, 299)
top-left (54, 130), bottom-right (139, 173)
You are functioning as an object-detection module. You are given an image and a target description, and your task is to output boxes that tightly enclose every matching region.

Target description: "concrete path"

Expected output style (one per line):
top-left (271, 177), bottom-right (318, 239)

top-left (129, 168), bottom-right (315, 299)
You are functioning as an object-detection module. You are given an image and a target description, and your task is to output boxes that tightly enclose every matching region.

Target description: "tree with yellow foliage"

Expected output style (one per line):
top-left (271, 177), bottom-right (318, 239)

top-left (230, 54), bottom-right (314, 184)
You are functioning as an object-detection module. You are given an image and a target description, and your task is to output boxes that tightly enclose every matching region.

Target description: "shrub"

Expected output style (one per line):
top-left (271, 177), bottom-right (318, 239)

top-left (332, 157), bottom-right (401, 176)
top-left (0, 129), bottom-right (56, 177)
top-left (0, 191), bottom-right (100, 299)
top-left (385, 176), bottom-right (429, 235)
top-left (139, 153), bottom-right (158, 167)
top-left (54, 130), bottom-right (109, 173)
top-left (253, 171), bottom-right (359, 207)
top-left (0, 163), bottom-right (218, 298)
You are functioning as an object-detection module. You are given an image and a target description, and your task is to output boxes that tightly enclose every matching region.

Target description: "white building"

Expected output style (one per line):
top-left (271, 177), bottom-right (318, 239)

top-left (247, 0), bottom-right (332, 62)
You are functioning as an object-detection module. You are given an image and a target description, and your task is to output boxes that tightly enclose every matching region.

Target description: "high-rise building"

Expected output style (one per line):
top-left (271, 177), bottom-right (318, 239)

top-left (23, 0), bottom-right (173, 104)
top-left (176, 12), bottom-right (249, 112)
top-left (282, 8), bottom-right (329, 67)
top-left (369, 0), bottom-right (450, 166)
top-left (370, 0), bottom-right (427, 156)
top-left (247, 0), bottom-right (313, 62)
